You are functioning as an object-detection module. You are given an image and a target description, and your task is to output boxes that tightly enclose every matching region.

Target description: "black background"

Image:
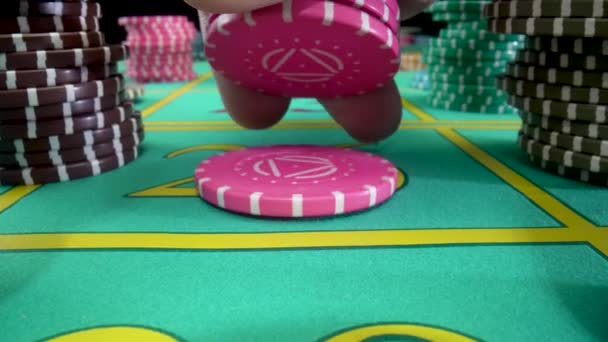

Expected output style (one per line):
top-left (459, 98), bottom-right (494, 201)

top-left (97, 0), bottom-right (440, 44)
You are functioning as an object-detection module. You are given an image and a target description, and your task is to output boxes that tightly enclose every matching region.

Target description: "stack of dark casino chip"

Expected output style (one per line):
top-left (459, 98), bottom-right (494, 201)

top-left (0, 0), bottom-right (144, 185)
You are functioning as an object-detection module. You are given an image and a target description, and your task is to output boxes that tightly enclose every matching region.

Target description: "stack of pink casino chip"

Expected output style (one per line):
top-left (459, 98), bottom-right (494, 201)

top-left (202, 0), bottom-right (401, 98)
top-left (119, 16), bottom-right (198, 83)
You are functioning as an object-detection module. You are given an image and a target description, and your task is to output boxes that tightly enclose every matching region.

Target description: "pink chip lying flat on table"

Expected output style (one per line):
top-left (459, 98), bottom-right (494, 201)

top-left (204, 0), bottom-right (401, 98)
top-left (194, 145), bottom-right (399, 218)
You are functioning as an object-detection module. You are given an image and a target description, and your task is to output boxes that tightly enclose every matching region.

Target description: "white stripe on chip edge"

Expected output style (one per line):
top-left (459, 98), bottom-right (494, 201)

top-left (54, 16), bottom-right (64, 31)
top-left (283, 0), bottom-right (293, 22)
top-left (22, 169), bottom-right (34, 185)
top-left (323, 1), bottom-right (334, 26)
top-left (18, 17), bottom-right (30, 33)
top-left (292, 194), bottom-right (303, 217)
top-left (250, 192), bottom-right (263, 215)
top-left (6, 70), bottom-right (16, 89)
top-left (357, 12), bottom-right (370, 36)
top-left (333, 191), bottom-right (345, 214)
top-left (364, 185), bottom-right (377, 207)
top-left (217, 186), bottom-right (231, 208)
top-left (12, 33), bottom-right (27, 52)
top-left (383, 176), bottom-right (395, 194)
top-left (197, 177), bottom-right (211, 197)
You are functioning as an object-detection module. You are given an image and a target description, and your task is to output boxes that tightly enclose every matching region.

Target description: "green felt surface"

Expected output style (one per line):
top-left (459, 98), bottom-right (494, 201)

top-left (1, 62), bottom-right (607, 341)
top-left (1, 246), bottom-right (607, 342)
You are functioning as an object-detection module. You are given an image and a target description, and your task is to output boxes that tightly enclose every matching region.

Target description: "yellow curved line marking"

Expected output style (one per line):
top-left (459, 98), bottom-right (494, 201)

top-left (0, 186), bottom-right (40, 213)
top-left (325, 324), bottom-right (477, 342)
top-left (44, 326), bottom-right (177, 342)
top-left (129, 178), bottom-right (197, 197)
top-left (141, 72), bottom-right (213, 119)
top-left (402, 97), bottom-right (437, 122)
top-left (166, 144), bottom-right (246, 158)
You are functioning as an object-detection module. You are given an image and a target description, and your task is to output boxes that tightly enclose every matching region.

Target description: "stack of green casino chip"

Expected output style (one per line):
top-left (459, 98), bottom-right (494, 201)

top-left (423, 0), bottom-right (524, 114)
top-left (487, 0), bottom-right (608, 186)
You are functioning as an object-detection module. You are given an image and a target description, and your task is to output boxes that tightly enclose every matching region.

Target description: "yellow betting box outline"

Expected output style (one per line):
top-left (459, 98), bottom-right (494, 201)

top-left (0, 72), bottom-right (606, 258)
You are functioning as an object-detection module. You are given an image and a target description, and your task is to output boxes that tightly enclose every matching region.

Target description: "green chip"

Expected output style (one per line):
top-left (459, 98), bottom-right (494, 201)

top-left (431, 82), bottom-right (505, 96)
top-left (447, 21), bottom-right (488, 31)
top-left (428, 1), bottom-right (490, 14)
top-left (427, 64), bottom-right (506, 77)
top-left (440, 28), bottom-right (524, 42)
top-left (423, 54), bottom-right (511, 68)
top-left (430, 97), bottom-right (518, 114)
top-left (429, 71), bottom-right (499, 86)
top-left (424, 46), bottom-right (517, 61)
top-left (433, 11), bottom-right (485, 22)
top-left (429, 37), bottom-right (523, 51)
top-left (430, 89), bottom-right (508, 105)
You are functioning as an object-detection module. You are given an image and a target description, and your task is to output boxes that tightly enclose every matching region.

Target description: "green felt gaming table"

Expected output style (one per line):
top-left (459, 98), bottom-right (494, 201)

top-left (1, 61), bottom-right (607, 342)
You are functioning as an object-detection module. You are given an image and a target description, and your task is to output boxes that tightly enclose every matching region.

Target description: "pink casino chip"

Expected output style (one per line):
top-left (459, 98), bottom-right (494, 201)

top-left (194, 145), bottom-right (399, 218)
top-left (204, 0), bottom-right (401, 98)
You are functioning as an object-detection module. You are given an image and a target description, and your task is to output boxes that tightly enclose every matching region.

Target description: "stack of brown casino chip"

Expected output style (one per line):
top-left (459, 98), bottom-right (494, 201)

top-left (0, 0), bottom-right (144, 185)
top-left (486, 0), bottom-right (608, 187)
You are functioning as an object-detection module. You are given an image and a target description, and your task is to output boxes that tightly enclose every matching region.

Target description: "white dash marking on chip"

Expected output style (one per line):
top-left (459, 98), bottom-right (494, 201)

top-left (250, 192), bottom-right (263, 215)
top-left (22, 169), bottom-right (34, 185)
top-left (292, 194), bottom-right (303, 217)
top-left (47, 68), bottom-right (57, 86)
top-left (383, 176), bottom-right (395, 194)
top-left (244, 12), bottom-right (256, 26)
top-left (26, 88), bottom-right (38, 106)
top-left (13, 33), bottom-right (26, 52)
top-left (323, 1), bottom-right (334, 26)
top-left (49, 150), bottom-right (63, 165)
top-left (364, 185), bottom-right (377, 207)
top-left (217, 186), bottom-right (230, 208)
top-left (54, 16), bottom-right (64, 31)
top-left (6, 70), bottom-right (16, 89)
top-left (18, 17), bottom-right (30, 33)
top-left (58, 165), bottom-right (69, 181)
top-left (283, 0), bottom-right (293, 22)
top-left (36, 50), bottom-right (47, 69)
top-left (333, 191), bottom-right (345, 214)
top-left (357, 12), bottom-right (370, 36)
top-left (65, 84), bottom-right (76, 102)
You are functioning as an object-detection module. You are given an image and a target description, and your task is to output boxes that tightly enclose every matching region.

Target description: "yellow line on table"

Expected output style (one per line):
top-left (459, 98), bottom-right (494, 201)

top-left (143, 124), bottom-right (520, 132)
top-left (402, 97), bottom-right (437, 122)
top-left (0, 228), bottom-right (577, 251)
top-left (143, 119), bottom-right (521, 126)
top-left (437, 128), bottom-right (596, 230)
top-left (141, 72), bottom-right (213, 119)
top-left (0, 186), bottom-right (40, 213)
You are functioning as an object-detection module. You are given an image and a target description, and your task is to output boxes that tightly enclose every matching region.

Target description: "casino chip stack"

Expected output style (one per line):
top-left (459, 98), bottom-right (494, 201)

top-left (120, 16), bottom-right (198, 83)
top-left (0, 0), bottom-right (143, 185)
top-left (424, 0), bottom-right (524, 114)
top-left (486, 0), bottom-right (608, 186)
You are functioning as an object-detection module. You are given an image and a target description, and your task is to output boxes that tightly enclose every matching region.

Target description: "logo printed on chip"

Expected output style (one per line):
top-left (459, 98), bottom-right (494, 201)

top-left (243, 154), bottom-right (340, 180)
top-left (262, 48), bottom-right (344, 83)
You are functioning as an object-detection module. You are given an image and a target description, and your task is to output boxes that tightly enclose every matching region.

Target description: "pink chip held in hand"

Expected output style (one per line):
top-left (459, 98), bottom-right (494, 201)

top-left (203, 0), bottom-right (401, 98)
top-left (194, 145), bottom-right (399, 218)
